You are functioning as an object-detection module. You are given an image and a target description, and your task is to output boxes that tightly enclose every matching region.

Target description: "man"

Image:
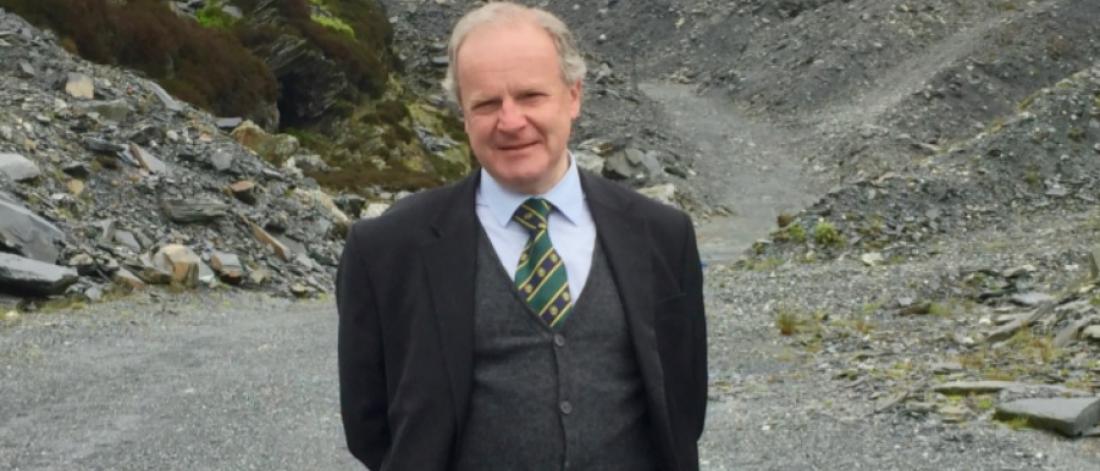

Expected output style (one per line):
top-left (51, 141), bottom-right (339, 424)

top-left (336, 2), bottom-right (706, 470)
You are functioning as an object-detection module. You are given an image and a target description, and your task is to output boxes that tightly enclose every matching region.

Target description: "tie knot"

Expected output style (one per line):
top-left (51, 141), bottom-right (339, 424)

top-left (513, 197), bottom-right (552, 233)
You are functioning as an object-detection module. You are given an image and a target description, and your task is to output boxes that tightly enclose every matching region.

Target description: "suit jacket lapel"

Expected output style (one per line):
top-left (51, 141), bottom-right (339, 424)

top-left (581, 172), bottom-right (677, 465)
top-left (421, 173), bottom-right (480, 436)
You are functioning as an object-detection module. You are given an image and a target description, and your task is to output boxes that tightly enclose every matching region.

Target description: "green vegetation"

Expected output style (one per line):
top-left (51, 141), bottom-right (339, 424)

top-left (1, 0), bottom-right (276, 119)
top-left (812, 219), bottom-right (844, 247)
top-left (775, 223), bottom-right (807, 244)
top-left (312, 14), bottom-right (355, 38)
top-left (196, 1), bottom-right (237, 30)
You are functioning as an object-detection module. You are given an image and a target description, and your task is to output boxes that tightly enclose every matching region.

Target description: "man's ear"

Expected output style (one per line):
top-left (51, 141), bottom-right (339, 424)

top-left (569, 80), bottom-right (583, 119)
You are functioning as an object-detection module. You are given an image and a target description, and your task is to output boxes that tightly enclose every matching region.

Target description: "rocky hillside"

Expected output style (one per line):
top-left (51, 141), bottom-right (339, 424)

top-left (0, 7), bottom-right (369, 303)
top-left (0, 0), bottom-right (473, 194)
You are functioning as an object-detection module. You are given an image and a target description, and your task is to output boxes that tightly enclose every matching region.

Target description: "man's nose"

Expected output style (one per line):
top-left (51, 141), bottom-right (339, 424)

top-left (496, 98), bottom-right (526, 132)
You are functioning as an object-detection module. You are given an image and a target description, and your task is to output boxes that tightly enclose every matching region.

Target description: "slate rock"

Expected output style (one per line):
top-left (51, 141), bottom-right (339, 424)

top-left (0, 252), bottom-right (79, 296)
top-left (161, 198), bottom-right (228, 223)
top-left (0, 152), bottom-right (40, 181)
top-left (573, 150), bottom-right (604, 175)
top-left (228, 180), bottom-right (258, 205)
top-left (61, 162), bottom-right (90, 178)
top-left (113, 268), bottom-right (145, 290)
top-left (247, 219), bottom-right (292, 261)
top-left (0, 195), bottom-right (66, 263)
top-left (995, 397), bottom-right (1100, 437)
top-left (1010, 292), bottom-right (1055, 307)
top-left (129, 143), bottom-right (168, 174)
top-left (638, 184), bottom-right (677, 206)
top-left (82, 99), bottom-right (130, 122)
top-left (362, 202), bottom-right (390, 219)
top-left (210, 251), bottom-right (244, 284)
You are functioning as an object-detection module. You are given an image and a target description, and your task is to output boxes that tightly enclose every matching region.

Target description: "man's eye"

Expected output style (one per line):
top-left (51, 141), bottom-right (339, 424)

top-left (473, 100), bottom-right (499, 111)
top-left (520, 92), bottom-right (545, 100)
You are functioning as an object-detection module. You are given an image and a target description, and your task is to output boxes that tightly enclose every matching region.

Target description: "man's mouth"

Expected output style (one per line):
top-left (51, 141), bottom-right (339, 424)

top-left (498, 142), bottom-right (537, 151)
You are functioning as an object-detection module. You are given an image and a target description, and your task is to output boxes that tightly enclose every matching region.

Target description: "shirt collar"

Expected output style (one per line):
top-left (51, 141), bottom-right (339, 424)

top-left (479, 154), bottom-right (586, 227)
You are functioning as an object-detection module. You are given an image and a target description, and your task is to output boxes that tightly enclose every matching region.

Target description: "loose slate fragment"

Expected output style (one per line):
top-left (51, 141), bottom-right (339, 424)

top-left (0, 195), bottom-right (66, 263)
top-left (0, 152), bottom-right (40, 181)
top-left (161, 198), bottom-right (228, 223)
top-left (0, 252), bottom-right (79, 296)
top-left (995, 397), bottom-right (1100, 437)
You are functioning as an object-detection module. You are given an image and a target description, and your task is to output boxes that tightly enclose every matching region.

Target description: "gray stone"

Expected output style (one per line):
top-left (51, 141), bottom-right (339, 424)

top-left (209, 150), bottom-right (234, 172)
top-left (0, 152), bottom-right (40, 181)
top-left (1083, 325), bottom-right (1100, 342)
top-left (82, 99), bottom-right (131, 122)
top-left (638, 184), bottom-right (677, 206)
top-left (17, 61), bottom-right (34, 77)
top-left (603, 152), bottom-right (634, 180)
top-left (216, 117), bottom-right (243, 130)
top-left (1054, 316), bottom-right (1098, 348)
top-left (0, 195), bottom-right (66, 263)
top-left (933, 381), bottom-right (1021, 395)
top-left (861, 252), bottom-right (885, 267)
top-left (0, 252), bottom-right (79, 296)
top-left (129, 143), bottom-right (168, 174)
top-left (210, 251), bottom-right (244, 284)
top-left (61, 162), bottom-right (90, 178)
top-left (161, 198), bottom-right (228, 223)
top-left (931, 361), bottom-right (963, 374)
top-left (64, 73), bottom-right (94, 99)
top-left (197, 261), bottom-right (218, 286)
top-left (1010, 292), bottom-right (1055, 307)
top-left (113, 230), bottom-right (142, 252)
top-left (995, 397), bottom-right (1100, 437)
top-left (83, 137), bottom-right (126, 155)
top-left (144, 80), bottom-right (182, 112)
top-left (573, 150), bottom-right (604, 175)
top-left (362, 202), bottom-right (390, 219)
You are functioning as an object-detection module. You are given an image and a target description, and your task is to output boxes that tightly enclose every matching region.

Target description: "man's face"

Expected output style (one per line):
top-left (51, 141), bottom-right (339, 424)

top-left (455, 21), bottom-right (581, 195)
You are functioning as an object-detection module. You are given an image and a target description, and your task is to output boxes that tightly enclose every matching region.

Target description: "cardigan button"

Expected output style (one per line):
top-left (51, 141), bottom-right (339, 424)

top-left (553, 334), bottom-right (566, 347)
top-left (559, 400), bottom-right (573, 415)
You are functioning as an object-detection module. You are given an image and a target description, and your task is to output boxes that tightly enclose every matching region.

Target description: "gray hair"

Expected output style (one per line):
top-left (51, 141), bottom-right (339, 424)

top-left (442, 1), bottom-right (587, 105)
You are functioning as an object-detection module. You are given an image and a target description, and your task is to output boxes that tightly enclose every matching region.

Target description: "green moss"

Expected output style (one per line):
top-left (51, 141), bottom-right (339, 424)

top-left (812, 219), bottom-right (843, 247)
top-left (312, 14), bottom-right (355, 38)
top-left (197, 1), bottom-right (237, 30)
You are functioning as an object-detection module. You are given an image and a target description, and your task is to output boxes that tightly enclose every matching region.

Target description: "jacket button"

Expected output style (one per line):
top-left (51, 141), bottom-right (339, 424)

top-left (553, 334), bottom-right (566, 347)
top-left (559, 400), bottom-right (573, 415)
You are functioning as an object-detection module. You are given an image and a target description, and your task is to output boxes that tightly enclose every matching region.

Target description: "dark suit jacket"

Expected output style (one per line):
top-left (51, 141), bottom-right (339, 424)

top-left (336, 170), bottom-right (707, 470)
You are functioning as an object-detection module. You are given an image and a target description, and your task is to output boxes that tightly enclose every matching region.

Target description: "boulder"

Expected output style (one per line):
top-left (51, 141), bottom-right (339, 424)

top-left (230, 120), bottom-right (300, 161)
top-left (0, 252), bottom-right (79, 296)
top-left (64, 72), bottom-right (94, 99)
top-left (0, 152), bottom-right (40, 181)
top-left (995, 397), bottom-right (1100, 437)
top-left (154, 244), bottom-right (200, 287)
top-left (0, 194), bottom-right (66, 263)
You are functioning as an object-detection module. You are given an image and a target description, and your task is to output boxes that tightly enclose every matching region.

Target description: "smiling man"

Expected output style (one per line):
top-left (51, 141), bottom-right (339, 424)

top-left (336, 2), bottom-right (707, 470)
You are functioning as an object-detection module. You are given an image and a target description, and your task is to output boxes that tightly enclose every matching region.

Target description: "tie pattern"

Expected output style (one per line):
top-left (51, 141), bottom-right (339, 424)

top-left (513, 198), bottom-right (572, 328)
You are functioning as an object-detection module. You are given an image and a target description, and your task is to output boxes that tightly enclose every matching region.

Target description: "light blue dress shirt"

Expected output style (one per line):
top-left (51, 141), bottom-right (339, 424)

top-left (475, 157), bottom-right (596, 303)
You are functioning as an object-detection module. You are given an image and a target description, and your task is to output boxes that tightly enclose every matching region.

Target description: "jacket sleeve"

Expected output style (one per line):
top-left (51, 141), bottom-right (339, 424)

top-left (680, 213), bottom-right (708, 440)
top-left (337, 223), bottom-right (390, 469)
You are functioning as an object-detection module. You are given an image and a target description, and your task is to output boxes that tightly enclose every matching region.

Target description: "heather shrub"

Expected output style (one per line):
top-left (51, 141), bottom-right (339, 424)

top-left (1, 0), bottom-right (277, 118)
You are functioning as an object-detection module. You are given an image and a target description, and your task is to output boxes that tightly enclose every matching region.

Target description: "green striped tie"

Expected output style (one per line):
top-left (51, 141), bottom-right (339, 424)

top-left (513, 198), bottom-right (573, 328)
